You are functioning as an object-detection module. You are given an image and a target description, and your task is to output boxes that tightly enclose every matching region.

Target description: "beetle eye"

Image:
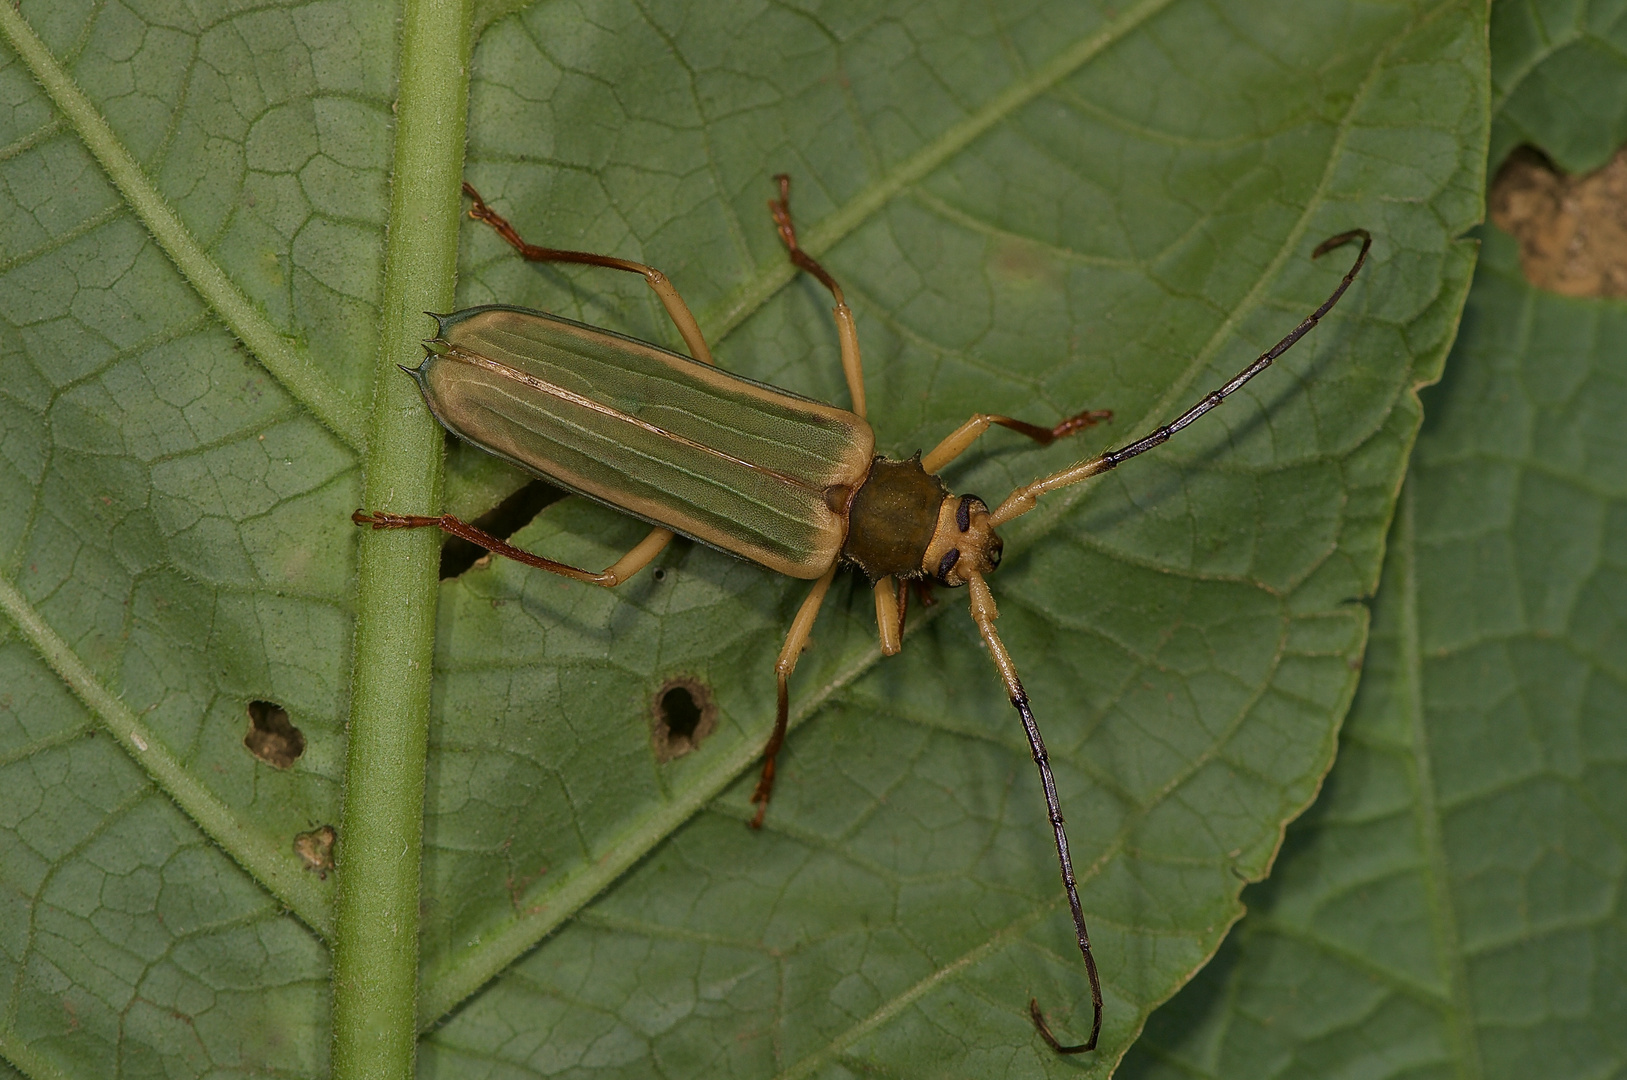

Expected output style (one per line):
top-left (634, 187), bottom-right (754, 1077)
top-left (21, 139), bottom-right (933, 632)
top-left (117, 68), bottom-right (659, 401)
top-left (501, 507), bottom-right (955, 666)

top-left (936, 548), bottom-right (961, 583)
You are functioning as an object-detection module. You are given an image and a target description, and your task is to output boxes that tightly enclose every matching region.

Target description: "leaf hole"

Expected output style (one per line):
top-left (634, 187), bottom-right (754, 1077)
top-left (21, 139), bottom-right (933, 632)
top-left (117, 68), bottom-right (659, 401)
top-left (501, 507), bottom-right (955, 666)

top-left (651, 677), bottom-right (716, 763)
top-left (244, 700), bottom-right (304, 769)
top-left (652, 567), bottom-right (666, 582)
top-left (1491, 144), bottom-right (1627, 297)
top-left (440, 479), bottom-right (567, 579)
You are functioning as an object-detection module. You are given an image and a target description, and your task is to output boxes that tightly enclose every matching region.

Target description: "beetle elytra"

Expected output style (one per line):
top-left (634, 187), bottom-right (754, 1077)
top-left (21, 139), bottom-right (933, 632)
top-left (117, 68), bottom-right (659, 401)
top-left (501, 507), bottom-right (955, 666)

top-left (355, 176), bottom-right (1370, 1053)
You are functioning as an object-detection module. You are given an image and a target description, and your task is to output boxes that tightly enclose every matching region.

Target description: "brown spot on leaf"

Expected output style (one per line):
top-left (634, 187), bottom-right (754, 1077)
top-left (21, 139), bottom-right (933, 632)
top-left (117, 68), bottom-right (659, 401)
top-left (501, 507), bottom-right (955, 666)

top-left (244, 700), bottom-right (304, 768)
top-left (651, 677), bottom-right (717, 762)
top-left (989, 238), bottom-right (1059, 285)
top-left (505, 864), bottom-right (548, 909)
top-left (294, 825), bottom-right (336, 879)
top-left (1490, 145), bottom-right (1627, 297)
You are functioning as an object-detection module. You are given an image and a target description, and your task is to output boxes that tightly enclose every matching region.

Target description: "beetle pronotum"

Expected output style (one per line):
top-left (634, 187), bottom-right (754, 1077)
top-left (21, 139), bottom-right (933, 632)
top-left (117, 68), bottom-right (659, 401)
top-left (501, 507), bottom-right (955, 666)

top-left (355, 176), bottom-right (1370, 1053)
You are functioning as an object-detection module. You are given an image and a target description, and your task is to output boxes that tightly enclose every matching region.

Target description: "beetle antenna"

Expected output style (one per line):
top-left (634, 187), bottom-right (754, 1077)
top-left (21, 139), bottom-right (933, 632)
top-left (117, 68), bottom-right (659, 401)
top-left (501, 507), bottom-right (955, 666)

top-left (989, 230), bottom-right (1371, 527)
top-left (966, 571), bottom-right (1103, 1054)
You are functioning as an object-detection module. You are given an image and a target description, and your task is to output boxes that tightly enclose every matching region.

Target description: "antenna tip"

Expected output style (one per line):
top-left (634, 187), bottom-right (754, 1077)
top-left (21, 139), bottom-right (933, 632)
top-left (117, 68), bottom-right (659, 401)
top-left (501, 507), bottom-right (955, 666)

top-left (1311, 228), bottom-right (1372, 259)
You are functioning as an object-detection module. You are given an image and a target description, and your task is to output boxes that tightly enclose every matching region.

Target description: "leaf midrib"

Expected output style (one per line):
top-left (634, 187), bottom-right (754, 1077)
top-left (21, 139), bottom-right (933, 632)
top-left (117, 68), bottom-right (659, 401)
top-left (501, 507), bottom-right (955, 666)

top-left (1394, 484), bottom-right (1485, 1080)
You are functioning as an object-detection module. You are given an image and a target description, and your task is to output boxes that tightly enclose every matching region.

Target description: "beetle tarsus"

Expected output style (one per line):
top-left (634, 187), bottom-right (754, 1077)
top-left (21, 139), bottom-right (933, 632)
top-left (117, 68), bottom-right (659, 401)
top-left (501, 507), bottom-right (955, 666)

top-left (749, 565), bottom-right (839, 827)
top-left (461, 183), bottom-right (718, 365)
top-left (748, 764), bottom-right (775, 830)
top-left (992, 408), bottom-right (1113, 447)
top-left (463, 182), bottom-right (522, 247)
top-left (462, 181), bottom-right (647, 274)
top-left (1051, 408), bottom-right (1113, 440)
top-left (921, 406), bottom-right (1111, 474)
top-left (770, 174), bottom-right (845, 304)
top-left (749, 678), bottom-right (791, 829)
top-left (353, 509), bottom-right (432, 529)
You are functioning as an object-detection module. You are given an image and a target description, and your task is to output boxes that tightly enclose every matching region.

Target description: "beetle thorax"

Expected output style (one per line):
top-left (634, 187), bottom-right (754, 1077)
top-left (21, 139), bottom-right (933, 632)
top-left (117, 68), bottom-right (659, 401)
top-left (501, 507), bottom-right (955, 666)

top-left (839, 455), bottom-right (1005, 586)
top-left (840, 455), bottom-right (951, 582)
top-left (921, 494), bottom-right (1003, 587)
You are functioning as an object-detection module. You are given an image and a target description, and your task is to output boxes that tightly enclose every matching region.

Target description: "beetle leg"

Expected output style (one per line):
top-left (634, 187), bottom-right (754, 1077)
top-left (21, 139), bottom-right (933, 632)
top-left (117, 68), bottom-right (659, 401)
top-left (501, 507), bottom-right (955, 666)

top-left (354, 510), bottom-right (672, 587)
top-left (921, 409), bottom-right (1112, 474)
top-left (749, 563), bottom-right (838, 828)
top-left (596, 526), bottom-right (676, 585)
top-left (769, 174), bottom-right (867, 419)
top-left (463, 182), bottom-right (716, 366)
top-left (873, 576), bottom-right (903, 655)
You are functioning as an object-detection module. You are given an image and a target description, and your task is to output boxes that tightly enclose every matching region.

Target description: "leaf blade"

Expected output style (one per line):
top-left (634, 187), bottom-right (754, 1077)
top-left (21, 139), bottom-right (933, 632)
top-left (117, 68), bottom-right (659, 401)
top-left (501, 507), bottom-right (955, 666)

top-left (417, 2), bottom-right (1487, 1075)
top-left (1121, 10), bottom-right (1627, 1074)
top-left (0, 4), bottom-right (367, 450)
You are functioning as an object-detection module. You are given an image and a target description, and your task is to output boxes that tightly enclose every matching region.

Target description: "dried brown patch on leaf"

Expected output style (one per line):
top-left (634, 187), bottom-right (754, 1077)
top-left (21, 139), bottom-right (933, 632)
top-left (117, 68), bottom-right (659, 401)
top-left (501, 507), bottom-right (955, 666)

top-left (295, 825), bottom-right (336, 879)
top-left (1490, 145), bottom-right (1627, 296)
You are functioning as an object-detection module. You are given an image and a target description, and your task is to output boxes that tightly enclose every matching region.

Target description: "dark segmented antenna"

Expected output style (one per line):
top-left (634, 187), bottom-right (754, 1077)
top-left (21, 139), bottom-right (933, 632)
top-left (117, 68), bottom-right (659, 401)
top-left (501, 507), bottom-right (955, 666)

top-left (965, 572), bottom-right (1103, 1054)
top-left (977, 230), bottom-right (1373, 1054)
top-left (990, 230), bottom-right (1372, 527)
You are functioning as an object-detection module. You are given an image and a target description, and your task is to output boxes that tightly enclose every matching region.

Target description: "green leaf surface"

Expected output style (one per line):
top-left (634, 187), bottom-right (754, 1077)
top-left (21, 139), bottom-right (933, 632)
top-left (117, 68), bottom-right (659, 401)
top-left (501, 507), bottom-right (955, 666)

top-left (417, 2), bottom-right (1483, 1076)
top-left (1490, 0), bottom-right (1627, 174)
top-left (1120, 12), bottom-right (1627, 1079)
top-left (0, 0), bottom-right (1484, 1077)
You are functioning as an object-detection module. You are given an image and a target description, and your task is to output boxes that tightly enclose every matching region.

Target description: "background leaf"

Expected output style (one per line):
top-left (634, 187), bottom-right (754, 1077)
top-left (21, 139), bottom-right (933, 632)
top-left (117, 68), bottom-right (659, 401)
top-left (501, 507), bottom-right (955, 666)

top-left (0, 1), bottom-right (1485, 1077)
top-left (1490, 0), bottom-right (1627, 174)
top-left (1120, 5), bottom-right (1627, 1078)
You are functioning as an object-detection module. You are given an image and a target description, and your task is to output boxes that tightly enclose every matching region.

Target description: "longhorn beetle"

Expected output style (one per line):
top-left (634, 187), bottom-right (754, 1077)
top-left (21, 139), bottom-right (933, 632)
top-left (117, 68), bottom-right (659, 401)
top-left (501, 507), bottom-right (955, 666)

top-left (355, 176), bottom-right (1371, 1053)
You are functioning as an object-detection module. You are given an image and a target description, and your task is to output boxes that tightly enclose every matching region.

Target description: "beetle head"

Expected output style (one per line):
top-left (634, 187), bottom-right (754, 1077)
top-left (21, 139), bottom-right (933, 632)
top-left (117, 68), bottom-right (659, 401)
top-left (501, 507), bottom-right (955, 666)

top-left (921, 493), bottom-right (1003, 587)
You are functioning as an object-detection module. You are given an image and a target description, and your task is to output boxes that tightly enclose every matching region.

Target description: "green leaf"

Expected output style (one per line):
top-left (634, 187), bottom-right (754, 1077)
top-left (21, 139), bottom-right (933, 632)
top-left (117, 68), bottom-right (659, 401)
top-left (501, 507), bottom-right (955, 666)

top-left (0, 1), bottom-right (1483, 1078)
top-left (418, 3), bottom-right (1484, 1076)
top-left (1120, 11), bottom-right (1627, 1080)
top-left (1490, 0), bottom-right (1627, 174)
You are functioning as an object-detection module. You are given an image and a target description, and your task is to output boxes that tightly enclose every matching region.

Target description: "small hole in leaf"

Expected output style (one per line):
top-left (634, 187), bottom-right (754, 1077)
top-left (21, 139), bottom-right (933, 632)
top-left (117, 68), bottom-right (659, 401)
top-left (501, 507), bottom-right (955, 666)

top-left (439, 479), bottom-right (567, 579)
top-left (651, 677), bottom-right (716, 763)
top-left (294, 825), bottom-right (336, 879)
top-left (245, 701), bottom-right (304, 769)
top-left (652, 567), bottom-right (667, 582)
top-left (662, 687), bottom-right (702, 739)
